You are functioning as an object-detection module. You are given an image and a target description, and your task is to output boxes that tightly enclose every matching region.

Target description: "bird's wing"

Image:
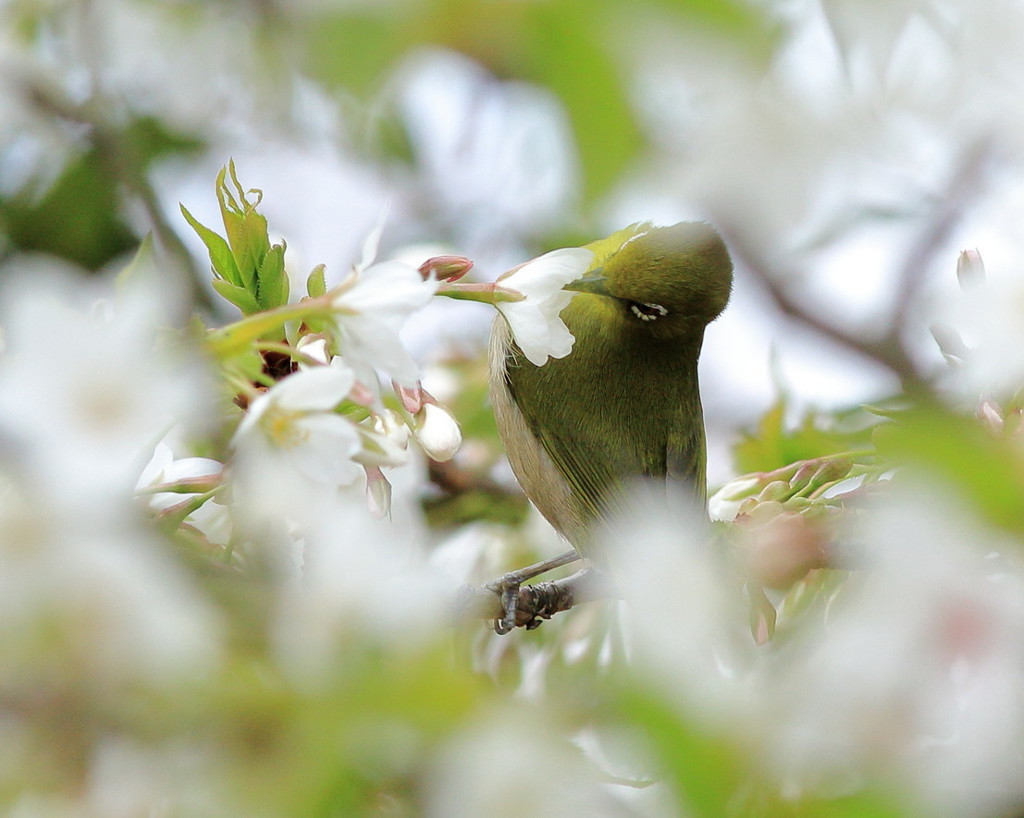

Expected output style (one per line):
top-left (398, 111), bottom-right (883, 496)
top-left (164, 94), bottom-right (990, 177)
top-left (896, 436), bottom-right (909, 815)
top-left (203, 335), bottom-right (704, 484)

top-left (503, 366), bottom-right (630, 528)
top-left (666, 428), bottom-right (708, 509)
top-left (491, 321), bottom-right (615, 542)
top-left (530, 422), bottom-right (611, 525)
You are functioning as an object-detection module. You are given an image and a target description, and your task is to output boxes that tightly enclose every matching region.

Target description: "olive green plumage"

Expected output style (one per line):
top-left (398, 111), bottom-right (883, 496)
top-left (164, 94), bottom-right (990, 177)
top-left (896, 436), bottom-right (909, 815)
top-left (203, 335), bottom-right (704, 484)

top-left (489, 222), bottom-right (733, 556)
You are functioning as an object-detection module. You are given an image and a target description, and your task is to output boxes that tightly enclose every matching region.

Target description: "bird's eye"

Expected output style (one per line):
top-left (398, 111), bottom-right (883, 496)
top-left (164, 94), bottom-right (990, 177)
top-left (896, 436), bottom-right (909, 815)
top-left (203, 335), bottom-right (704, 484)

top-left (628, 301), bottom-right (668, 322)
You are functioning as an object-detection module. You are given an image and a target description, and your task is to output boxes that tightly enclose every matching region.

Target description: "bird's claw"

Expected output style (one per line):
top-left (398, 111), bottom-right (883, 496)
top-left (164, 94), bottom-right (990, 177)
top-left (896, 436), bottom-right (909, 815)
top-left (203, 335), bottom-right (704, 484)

top-left (491, 573), bottom-right (521, 634)
top-left (485, 550), bottom-right (581, 634)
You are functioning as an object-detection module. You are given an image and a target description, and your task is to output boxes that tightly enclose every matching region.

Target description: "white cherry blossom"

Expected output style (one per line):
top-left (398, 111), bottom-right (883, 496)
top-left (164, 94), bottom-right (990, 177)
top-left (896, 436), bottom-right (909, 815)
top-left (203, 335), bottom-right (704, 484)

top-left (329, 224), bottom-right (439, 388)
top-left (494, 246), bottom-right (593, 366)
top-left (232, 364), bottom-right (362, 487)
top-left (0, 263), bottom-right (212, 512)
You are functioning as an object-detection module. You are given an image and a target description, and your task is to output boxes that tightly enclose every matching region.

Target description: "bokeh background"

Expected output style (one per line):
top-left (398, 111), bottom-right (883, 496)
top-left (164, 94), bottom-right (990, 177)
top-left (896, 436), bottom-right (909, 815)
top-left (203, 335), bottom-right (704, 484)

top-left (5, 2), bottom-right (1024, 816)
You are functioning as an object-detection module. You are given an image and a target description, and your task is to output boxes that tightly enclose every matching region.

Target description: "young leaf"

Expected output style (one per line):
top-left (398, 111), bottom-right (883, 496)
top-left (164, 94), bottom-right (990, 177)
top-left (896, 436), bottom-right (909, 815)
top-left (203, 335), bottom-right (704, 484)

top-left (180, 203), bottom-right (243, 286)
top-left (734, 399), bottom-right (876, 474)
top-left (874, 405), bottom-right (1024, 534)
top-left (212, 278), bottom-right (262, 316)
top-left (307, 264), bottom-right (327, 298)
top-left (218, 161), bottom-right (270, 293)
top-left (256, 243), bottom-right (289, 310)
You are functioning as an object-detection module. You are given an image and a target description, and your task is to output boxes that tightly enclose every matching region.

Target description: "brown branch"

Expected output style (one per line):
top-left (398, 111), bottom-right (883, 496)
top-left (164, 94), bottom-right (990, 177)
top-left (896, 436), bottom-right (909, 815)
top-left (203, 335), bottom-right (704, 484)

top-left (455, 529), bottom-right (875, 632)
top-left (427, 458), bottom-right (517, 497)
top-left (723, 227), bottom-right (929, 391)
top-left (454, 568), bottom-right (615, 630)
top-left (716, 139), bottom-right (994, 395)
top-left (16, 74), bottom-right (214, 313)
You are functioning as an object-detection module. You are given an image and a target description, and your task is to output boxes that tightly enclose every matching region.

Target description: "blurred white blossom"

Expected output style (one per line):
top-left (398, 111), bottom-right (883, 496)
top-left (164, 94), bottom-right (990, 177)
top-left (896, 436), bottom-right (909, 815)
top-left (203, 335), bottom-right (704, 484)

top-left (80, 737), bottom-right (227, 818)
top-left (495, 247), bottom-right (594, 366)
top-left (0, 263), bottom-right (212, 514)
top-left (394, 49), bottom-right (580, 264)
top-left (0, 480), bottom-right (221, 692)
top-left (766, 485), bottom-right (1024, 815)
top-left (605, 487), bottom-right (756, 721)
top-left (426, 709), bottom-right (628, 818)
top-left (940, 266), bottom-right (1024, 399)
top-left (271, 481), bottom-right (445, 678)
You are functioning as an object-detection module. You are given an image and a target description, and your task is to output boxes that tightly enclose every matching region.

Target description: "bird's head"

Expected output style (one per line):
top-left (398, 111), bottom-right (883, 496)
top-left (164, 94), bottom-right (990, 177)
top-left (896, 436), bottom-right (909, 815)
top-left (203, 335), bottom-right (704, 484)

top-left (565, 222), bottom-right (733, 342)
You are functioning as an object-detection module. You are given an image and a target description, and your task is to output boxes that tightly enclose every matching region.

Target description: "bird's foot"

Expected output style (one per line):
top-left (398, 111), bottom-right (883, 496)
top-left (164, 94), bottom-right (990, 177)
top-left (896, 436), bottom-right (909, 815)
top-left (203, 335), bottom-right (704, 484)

top-left (485, 550), bottom-right (580, 634)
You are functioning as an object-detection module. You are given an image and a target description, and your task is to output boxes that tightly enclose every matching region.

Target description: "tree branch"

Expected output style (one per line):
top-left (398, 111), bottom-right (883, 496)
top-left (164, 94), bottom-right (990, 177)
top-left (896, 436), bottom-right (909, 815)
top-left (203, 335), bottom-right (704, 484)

top-left (454, 568), bottom-right (615, 630)
top-left (717, 139), bottom-right (995, 395)
top-left (16, 74), bottom-right (214, 314)
top-left (455, 529), bottom-right (873, 632)
top-left (724, 227), bottom-right (929, 391)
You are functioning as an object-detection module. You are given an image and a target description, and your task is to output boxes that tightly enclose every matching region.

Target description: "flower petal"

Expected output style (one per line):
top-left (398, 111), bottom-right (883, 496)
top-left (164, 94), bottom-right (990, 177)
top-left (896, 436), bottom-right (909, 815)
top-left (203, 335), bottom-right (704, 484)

top-left (498, 300), bottom-right (576, 365)
top-left (337, 313), bottom-right (423, 387)
top-left (501, 247), bottom-right (594, 297)
top-left (272, 364), bottom-right (355, 412)
top-left (335, 261), bottom-right (438, 319)
top-left (495, 246), bottom-right (592, 366)
top-left (288, 413), bottom-right (363, 485)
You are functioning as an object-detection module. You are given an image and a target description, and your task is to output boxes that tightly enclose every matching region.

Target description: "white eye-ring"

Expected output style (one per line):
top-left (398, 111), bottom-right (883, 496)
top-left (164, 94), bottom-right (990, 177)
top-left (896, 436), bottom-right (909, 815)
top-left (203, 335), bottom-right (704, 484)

top-left (629, 302), bottom-right (668, 322)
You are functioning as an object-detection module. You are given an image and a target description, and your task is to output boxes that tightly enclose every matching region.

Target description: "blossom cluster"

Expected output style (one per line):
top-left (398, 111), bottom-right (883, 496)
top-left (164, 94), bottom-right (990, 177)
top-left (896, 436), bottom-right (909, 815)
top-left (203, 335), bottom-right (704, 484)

top-left (165, 164), bottom-right (597, 552)
top-left (0, 165), bottom-right (607, 815)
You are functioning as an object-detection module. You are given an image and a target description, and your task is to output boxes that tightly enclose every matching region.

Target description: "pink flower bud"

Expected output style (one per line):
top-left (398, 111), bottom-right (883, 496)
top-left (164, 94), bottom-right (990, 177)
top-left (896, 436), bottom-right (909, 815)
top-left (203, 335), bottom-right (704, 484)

top-left (394, 381), bottom-right (424, 414)
top-left (418, 255), bottom-right (474, 282)
top-left (364, 465), bottom-right (392, 518)
top-left (956, 248), bottom-right (985, 290)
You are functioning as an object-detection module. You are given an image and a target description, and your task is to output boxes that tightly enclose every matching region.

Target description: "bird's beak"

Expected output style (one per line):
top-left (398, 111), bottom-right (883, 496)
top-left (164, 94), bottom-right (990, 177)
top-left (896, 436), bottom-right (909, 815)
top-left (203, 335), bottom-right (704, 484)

top-left (563, 269), bottom-right (611, 297)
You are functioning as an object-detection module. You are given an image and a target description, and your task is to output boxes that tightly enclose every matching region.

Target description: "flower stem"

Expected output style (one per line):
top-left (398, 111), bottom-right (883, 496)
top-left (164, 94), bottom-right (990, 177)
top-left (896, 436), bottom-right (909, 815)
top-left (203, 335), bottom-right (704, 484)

top-left (206, 297), bottom-right (330, 358)
top-left (436, 281), bottom-right (525, 304)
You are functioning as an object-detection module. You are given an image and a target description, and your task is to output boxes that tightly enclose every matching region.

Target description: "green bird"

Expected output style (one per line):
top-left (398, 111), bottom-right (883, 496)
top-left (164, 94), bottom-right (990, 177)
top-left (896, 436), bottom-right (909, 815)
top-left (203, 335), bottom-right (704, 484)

top-left (488, 222), bottom-right (733, 628)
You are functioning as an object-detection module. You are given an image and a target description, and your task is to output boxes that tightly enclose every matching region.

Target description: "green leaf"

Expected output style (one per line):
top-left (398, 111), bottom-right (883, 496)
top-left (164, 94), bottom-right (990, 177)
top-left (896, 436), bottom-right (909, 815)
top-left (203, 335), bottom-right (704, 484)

top-left (734, 399), bottom-right (877, 474)
top-left (180, 202), bottom-right (243, 286)
top-left (212, 278), bottom-right (262, 316)
top-left (0, 149), bottom-right (136, 270)
top-left (116, 233), bottom-right (154, 289)
top-left (307, 264), bottom-right (327, 298)
top-left (522, 2), bottom-right (641, 200)
top-left (614, 683), bottom-right (749, 817)
top-left (218, 161), bottom-right (271, 293)
top-left (0, 113), bottom-right (203, 272)
top-left (256, 242), bottom-right (289, 310)
top-left (644, 0), bottom-right (778, 53)
top-left (810, 791), bottom-right (913, 818)
top-left (122, 115), bottom-right (205, 167)
top-left (300, 11), bottom-right (406, 97)
top-left (874, 405), bottom-right (1024, 534)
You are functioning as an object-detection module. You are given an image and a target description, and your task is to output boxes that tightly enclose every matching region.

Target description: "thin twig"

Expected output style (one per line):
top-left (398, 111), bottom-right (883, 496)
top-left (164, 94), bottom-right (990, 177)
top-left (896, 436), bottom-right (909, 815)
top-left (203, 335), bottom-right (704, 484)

top-left (887, 138), bottom-right (993, 337)
top-left (725, 228), bottom-right (927, 389)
